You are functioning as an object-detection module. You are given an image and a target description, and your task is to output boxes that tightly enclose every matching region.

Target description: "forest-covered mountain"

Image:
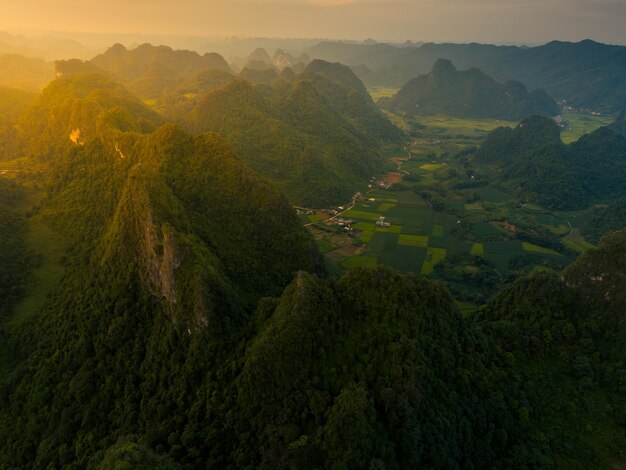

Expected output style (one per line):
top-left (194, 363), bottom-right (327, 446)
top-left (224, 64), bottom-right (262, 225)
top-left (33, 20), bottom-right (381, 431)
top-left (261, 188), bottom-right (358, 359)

top-left (89, 43), bottom-right (232, 99)
top-left (583, 195), bottom-right (626, 243)
top-left (1, 36), bottom-right (626, 469)
top-left (0, 53), bottom-right (54, 91)
top-left (185, 60), bottom-right (402, 206)
top-left (611, 104), bottom-right (626, 136)
top-left (308, 39), bottom-right (626, 113)
top-left (382, 59), bottom-right (559, 120)
top-left (2, 113), bottom-right (625, 469)
top-left (475, 115), bottom-right (626, 209)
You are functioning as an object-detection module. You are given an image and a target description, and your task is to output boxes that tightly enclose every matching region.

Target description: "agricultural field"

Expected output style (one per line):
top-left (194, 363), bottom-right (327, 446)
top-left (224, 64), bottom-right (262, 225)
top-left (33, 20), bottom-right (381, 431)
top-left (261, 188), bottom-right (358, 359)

top-left (560, 110), bottom-right (614, 143)
top-left (304, 113), bottom-right (602, 307)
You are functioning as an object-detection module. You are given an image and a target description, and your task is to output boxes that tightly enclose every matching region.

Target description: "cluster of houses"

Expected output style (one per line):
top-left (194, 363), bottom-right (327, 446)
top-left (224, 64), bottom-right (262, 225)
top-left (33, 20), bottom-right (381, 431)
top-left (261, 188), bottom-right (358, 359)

top-left (328, 217), bottom-right (356, 233)
top-left (368, 177), bottom-right (391, 190)
top-left (295, 208), bottom-right (315, 216)
top-left (376, 216), bottom-right (391, 228)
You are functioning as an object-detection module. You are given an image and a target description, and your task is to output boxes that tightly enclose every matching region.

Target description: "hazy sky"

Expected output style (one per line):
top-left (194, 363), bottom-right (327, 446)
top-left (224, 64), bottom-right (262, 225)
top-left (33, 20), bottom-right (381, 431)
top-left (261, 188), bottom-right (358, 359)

top-left (1, 0), bottom-right (625, 44)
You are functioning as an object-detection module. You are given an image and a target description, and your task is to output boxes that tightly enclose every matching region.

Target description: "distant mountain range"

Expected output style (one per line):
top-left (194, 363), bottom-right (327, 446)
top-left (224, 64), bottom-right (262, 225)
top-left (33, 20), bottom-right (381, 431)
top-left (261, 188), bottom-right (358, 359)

top-left (381, 59), bottom-right (559, 121)
top-left (475, 115), bottom-right (626, 209)
top-left (307, 39), bottom-right (626, 113)
top-left (89, 43), bottom-right (232, 99)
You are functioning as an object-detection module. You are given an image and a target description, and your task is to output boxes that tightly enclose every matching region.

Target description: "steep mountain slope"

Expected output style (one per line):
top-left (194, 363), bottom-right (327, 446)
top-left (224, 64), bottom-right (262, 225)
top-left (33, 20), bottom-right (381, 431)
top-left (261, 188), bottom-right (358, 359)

top-left (475, 230), bottom-right (626, 466)
top-left (475, 116), bottom-right (626, 209)
top-left (17, 73), bottom-right (164, 159)
top-left (0, 74), bottom-right (321, 467)
top-left (383, 59), bottom-right (559, 121)
top-left (186, 61), bottom-right (402, 206)
top-left (582, 195), bottom-right (626, 243)
top-left (610, 104), bottom-right (626, 136)
top-left (90, 43), bottom-right (232, 99)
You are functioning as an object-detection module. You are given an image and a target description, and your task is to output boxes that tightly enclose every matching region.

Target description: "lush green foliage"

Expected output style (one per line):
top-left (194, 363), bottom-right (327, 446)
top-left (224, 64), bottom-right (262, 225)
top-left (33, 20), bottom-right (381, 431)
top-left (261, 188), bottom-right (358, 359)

top-left (475, 116), bottom-right (626, 209)
top-left (0, 179), bottom-right (34, 315)
top-left (90, 43), bottom-right (232, 99)
top-left (583, 196), bottom-right (626, 243)
top-left (185, 60), bottom-right (402, 206)
top-left (383, 59), bottom-right (559, 121)
top-left (1, 49), bottom-right (626, 470)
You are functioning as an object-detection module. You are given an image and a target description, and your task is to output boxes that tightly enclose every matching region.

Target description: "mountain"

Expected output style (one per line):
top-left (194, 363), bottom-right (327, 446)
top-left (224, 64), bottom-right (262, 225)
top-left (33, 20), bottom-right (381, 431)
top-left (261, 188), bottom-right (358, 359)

top-left (247, 47), bottom-right (272, 64)
top-left (610, 104), bottom-right (626, 136)
top-left (308, 39), bottom-right (626, 113)
top-left (582, 196), bottom-right (626, 243)
top-left (238, 65), bottom-right (279, 84)
top-left (0, 53), bottom-right (54, 91)
top-left (17, 73), bottom-right (164, 159)
top-left (474, 230), bottom-right (626, 467)
top-left (382, 59), bottom-right (559, 120)
top-left (475, 116), bottom-right (626, 209)
top-left (90, 43), bottom-right (232, 99)
top-left (185, 60), bottom-right (402, 206)
top-left (0, 74), bottom-right (321, 468)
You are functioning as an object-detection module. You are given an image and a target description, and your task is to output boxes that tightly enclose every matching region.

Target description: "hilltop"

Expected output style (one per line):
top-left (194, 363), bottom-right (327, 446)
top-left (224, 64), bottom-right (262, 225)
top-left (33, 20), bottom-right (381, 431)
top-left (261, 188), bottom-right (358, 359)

top-left (185, 60), bottom-right (402, 206)
top-left (475, 115), bottom-right (626, 209)
top-left (90, 43), bottom-right (232, 99)
top-left (382, 59), bottom-right (559, 121)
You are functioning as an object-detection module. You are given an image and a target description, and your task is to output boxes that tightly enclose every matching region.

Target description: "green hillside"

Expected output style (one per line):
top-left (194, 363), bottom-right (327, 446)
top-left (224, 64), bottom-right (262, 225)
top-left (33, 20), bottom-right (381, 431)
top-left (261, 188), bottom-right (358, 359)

top-left (185, 61), bottom-right (403, 206)
top-left (475, 116), bottom-right (626, 209)
top-left (383, 59), bottom-right (559, 121)
top-left (90, 43), bottom-right (232, 99)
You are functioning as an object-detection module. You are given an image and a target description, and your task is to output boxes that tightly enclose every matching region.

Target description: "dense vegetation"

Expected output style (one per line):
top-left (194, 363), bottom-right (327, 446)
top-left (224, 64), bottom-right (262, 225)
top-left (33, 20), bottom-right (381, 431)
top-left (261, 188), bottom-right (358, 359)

top-left (583, 196), bottom-right (626, 243)
top-left (611, 104), bottom-right (626, 136)
top-left (475, 116), bottom-right (626, 209)
top-left (382, 59), bottom-right (559, 121)
top-left (185, 60), bottom-right (402, 206)
top-left (0, 179), bottom-right (33, 315)
top-left (89, 43), bottom-right (232, 99)
top-left (1, 43), bottom-right (625, 469)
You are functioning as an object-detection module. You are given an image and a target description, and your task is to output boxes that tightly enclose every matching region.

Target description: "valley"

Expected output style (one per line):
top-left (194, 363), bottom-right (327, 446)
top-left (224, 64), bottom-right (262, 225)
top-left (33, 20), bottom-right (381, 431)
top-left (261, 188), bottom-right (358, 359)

top-left (1, 28), bottom-right (626, 468)
top-left (305, 111), bottom-right (609, 306)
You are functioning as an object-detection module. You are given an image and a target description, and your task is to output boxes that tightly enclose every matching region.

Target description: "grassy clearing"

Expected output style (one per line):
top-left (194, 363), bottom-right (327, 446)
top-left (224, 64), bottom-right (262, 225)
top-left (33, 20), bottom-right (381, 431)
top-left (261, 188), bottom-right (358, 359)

top-left (368, 87), bottom-right (400, 101)
top-left (464, 202), bottom-right (483, 211)
top-left (455, 301), bottom-right (479, 316)
top-left (378, 203), bottom-right (396, 211)
top-left (470, 243), bottom-right (485, 256)
top-left (560, 111), bottom-right (613, 144)
top-left (340, 256), bottom-right (378, 269)
top-left (308, 214), bottom-right (323, 223)
top-left (420, 163), bottom-right (443, 171)
top-left (359, 230), bottom-right (374, 242)
top-left (353, 221), bottom-right (375, 231)
top-left (343, 209), bottom-right (381, 221)
top-left (317, 239), bottom-right (336, 253)
top-left (398, 234), bottom-right (429, 248)
top-left (562, 234), bottom-right (595, 253)
top-left (522, 242), bottom-right (562, 256)
top-left (375, 224), bottom-right (402, 234)
top-left (431, 224), bottom-right (444, 237)
top-left (421, 247), bottom-right (447, 275)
